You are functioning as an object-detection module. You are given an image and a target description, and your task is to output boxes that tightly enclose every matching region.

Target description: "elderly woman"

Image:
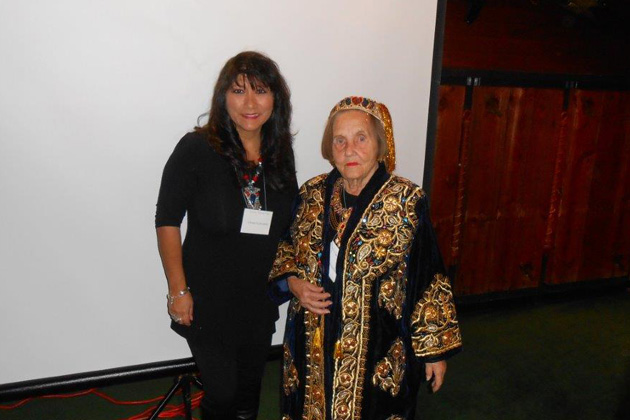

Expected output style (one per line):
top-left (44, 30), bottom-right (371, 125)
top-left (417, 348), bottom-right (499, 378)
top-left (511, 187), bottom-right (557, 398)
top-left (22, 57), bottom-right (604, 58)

top-left (268, 96), bottom-right (462, 420)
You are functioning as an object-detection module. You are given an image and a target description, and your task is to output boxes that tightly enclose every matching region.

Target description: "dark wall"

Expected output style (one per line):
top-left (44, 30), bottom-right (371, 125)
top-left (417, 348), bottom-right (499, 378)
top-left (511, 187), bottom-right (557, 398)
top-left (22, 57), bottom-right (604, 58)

top-left (443, 0), bottom-right (630, 75)
top-left (430, 0), bottom-right (630, 297)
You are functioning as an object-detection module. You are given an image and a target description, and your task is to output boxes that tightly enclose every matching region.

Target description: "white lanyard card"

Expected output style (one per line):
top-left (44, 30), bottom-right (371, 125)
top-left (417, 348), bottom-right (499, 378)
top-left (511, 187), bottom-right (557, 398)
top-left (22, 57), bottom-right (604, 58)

top-left (240, 208), bottom-right (273, 235)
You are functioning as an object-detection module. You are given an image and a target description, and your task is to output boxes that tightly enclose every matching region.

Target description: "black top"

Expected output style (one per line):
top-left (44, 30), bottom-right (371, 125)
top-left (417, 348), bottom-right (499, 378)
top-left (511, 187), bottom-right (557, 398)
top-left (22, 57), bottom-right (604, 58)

top-left (156, 131), bottom-right (297, 336)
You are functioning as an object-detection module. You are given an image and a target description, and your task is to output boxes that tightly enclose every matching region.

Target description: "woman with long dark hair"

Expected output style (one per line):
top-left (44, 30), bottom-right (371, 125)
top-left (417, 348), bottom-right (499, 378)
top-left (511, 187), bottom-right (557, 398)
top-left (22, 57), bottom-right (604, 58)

top-left (155, 51), bottom-right (297, 419)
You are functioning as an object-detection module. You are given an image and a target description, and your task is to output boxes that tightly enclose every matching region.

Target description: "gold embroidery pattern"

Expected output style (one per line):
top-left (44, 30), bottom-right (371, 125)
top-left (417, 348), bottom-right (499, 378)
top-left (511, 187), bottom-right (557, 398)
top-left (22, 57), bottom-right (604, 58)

top-left (410, 273), bottom-right (462, 357)
top-left (372, 338), bottom-right (406, 397)
top-left (303, 312), bottom-right (325, 420)
top-left (332, 177), bottom-right (423, 420)
top-left (269, 175), bottom-right (327, 282)
top-left (301, 261), bottom-right (326, 414)
top-left (287, 175), bottom-right (328, 420)
top-left (269, 240), bottom-right (298, 281)
top-left (385, 416), bottom-right (404, 420)
top-left (378, 261), bottom-right (407, 319)
top-left (287, 297), bottom-right (300, 321)
top-left (283, 343), bottom-right (299, 396)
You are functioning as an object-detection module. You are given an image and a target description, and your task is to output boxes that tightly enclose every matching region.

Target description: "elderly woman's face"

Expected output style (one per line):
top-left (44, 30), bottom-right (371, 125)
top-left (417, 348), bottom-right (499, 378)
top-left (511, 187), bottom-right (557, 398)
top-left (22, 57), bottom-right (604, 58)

top-left (332, 110), bottom-right (380, 191)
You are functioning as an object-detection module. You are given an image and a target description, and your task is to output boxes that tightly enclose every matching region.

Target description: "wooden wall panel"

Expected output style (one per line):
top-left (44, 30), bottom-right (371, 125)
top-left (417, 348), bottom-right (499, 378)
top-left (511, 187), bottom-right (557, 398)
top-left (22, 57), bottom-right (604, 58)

top-left (496, 89), bottom-right (563, 291)
top-left (430, 86), bottom-right (466, 271)
top-left (542, 91), bottom-right (598, 284)
top-left (614, 129), bottom-right (630, 278)
top-left (455, 87), bottom-right (563, 295)
top-left (614, 94), bottom-right (630, 277)
top-left (547, 91), bottom-right (630, 284)
top-left (456, 87), bottom-right (512, 295)
top-left (434, 0), bottom-right (630, 297)
top-left (432, 84), bottom-right (628, 296)
top-left (580, 92), bottom-right (630, 281)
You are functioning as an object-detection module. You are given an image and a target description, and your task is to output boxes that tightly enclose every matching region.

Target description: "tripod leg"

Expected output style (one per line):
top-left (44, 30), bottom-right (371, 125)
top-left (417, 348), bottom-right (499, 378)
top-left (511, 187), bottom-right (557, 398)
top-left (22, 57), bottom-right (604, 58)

top-left (181, 375), bottom-right (193, 420)
top-left (148, 376), bottom-right (184, 420)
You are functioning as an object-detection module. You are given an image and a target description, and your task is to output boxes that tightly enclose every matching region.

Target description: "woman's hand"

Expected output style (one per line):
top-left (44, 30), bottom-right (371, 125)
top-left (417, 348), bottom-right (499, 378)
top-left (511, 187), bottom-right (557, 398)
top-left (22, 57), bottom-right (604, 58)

top-left (287, 276), bottom-right (332, 315)
top-left (425, 360), bottom-right (447, 392)
top-left (167, 292), bottom-right (194, 326)
top-left (157, 226), bottom-right (193, 326)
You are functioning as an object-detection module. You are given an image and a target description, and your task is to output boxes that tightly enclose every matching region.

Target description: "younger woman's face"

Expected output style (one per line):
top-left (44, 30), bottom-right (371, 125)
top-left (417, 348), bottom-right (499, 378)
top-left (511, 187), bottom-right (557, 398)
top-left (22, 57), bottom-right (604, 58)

top-left (225, 74), bottom-right (274, 142)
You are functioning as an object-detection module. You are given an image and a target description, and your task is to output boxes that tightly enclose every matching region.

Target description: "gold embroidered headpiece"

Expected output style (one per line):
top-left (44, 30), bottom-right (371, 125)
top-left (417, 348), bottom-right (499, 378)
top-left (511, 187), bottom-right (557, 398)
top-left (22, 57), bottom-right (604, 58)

top-left (328, 96), bottom-right (396, 173)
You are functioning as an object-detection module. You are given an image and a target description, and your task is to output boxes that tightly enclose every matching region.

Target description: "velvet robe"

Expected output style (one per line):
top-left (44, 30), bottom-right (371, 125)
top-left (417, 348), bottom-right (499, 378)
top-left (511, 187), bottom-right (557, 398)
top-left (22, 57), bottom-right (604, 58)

top-left (269, 164), bottom-right (462, 420)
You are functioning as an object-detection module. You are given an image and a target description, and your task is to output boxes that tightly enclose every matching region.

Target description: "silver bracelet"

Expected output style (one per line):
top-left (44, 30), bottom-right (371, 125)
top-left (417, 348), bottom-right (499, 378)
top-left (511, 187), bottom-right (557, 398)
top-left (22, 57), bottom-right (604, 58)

top-left (166, 287), bottom-right (190, 305)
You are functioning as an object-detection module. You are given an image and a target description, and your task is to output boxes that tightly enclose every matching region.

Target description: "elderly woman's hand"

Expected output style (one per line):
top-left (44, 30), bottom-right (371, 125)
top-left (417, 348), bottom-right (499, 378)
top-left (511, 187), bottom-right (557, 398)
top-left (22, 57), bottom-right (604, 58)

top-left (425, 360), bottom-right (447, 393)
top-left (167, 292), bottom-right (194, 327)
top-left (288, 276), bottom-right (332, 315)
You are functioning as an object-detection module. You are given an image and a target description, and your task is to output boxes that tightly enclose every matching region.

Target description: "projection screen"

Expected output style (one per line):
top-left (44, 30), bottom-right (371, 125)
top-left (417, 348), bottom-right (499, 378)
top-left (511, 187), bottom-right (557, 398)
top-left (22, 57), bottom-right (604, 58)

top-left (0, 0), bottom-right (439, 385)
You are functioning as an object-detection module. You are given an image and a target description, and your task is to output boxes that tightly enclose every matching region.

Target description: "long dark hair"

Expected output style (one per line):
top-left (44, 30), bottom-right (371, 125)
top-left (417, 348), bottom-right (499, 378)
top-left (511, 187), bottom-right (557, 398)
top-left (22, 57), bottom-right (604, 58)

top-left (196, 51), bottom-right (296, 191)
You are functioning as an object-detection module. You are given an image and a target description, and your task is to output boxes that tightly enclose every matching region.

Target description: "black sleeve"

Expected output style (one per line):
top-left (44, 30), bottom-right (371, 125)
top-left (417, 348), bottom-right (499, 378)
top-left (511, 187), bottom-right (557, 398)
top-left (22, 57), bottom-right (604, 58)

top-left (155, 134), bottom-right (199, 228)
top-left (406, 194), bottom-right (463, 362)
top-left (266, 191), bottom-right (303, 305)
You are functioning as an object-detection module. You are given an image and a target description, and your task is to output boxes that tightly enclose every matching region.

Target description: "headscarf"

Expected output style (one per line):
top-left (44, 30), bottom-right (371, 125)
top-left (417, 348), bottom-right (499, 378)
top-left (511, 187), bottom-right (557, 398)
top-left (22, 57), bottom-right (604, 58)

top-left (328, 96), bottom-right (396, 173)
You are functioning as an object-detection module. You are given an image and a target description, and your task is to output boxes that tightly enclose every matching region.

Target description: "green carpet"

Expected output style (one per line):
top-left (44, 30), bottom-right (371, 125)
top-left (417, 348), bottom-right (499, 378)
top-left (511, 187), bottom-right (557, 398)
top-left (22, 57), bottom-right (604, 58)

top-left (416, 291), bottom-right (630, 420)
top-left (1, 290), bottom-right (628, 420)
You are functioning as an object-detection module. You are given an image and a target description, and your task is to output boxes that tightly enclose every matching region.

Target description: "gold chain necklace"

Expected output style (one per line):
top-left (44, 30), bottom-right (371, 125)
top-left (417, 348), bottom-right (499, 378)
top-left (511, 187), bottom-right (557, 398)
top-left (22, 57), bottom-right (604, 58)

top-left (330, 178), bottom-right (352, 246)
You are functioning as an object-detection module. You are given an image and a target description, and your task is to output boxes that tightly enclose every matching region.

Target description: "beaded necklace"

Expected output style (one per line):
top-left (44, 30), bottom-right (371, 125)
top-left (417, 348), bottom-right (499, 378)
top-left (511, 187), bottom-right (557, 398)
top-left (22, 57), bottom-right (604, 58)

top-left (242, 158), bottom-right (263, 210)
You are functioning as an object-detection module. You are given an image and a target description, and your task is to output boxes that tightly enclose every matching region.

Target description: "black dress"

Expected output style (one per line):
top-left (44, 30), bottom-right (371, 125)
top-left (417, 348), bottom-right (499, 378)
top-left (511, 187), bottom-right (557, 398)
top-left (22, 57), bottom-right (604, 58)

top-left (155, 131), bottom-right (297, 417)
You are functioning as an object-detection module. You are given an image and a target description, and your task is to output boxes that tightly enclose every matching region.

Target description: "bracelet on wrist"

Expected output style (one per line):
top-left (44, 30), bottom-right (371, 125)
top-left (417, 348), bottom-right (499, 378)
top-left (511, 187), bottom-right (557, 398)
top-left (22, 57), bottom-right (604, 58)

top-left (166, 287), bottom-right (190, 305)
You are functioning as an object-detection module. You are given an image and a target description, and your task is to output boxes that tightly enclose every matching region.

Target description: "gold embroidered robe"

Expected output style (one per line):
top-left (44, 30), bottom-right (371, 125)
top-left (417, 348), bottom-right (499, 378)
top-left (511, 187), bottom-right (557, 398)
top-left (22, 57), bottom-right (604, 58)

top-left (268, 165), bottom-right (462, 420)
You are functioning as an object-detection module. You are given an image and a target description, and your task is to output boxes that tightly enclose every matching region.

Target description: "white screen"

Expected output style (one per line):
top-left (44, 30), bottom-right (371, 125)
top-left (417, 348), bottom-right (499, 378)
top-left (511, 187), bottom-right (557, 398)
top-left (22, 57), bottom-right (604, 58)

top-left (0, 0), bottom-right (438, 384)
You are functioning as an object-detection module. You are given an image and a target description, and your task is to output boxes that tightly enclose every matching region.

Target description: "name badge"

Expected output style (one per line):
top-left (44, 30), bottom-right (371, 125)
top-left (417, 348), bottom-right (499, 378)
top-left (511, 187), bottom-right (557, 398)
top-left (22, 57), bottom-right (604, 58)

top-left (329, 241), bottom-right (339, 283)
top-left (240, 208), bottom-right (273, 235)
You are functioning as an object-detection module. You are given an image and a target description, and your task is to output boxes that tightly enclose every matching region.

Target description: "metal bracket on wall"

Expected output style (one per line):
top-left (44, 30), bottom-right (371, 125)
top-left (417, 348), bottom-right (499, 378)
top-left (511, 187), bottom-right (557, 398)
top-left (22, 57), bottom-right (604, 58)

top-left (464, 77), bottom-right (480, 109)
top-left (563, 80), bottom-right (578, 110)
